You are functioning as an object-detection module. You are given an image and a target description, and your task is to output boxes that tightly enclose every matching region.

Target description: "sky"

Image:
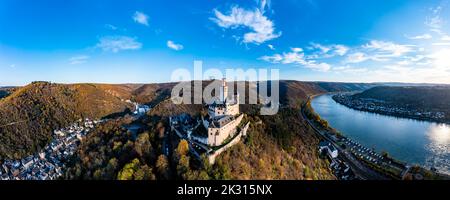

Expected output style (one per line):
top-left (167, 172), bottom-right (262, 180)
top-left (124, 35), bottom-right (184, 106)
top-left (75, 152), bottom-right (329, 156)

top-left (1, 0), bottom-right (450, 86)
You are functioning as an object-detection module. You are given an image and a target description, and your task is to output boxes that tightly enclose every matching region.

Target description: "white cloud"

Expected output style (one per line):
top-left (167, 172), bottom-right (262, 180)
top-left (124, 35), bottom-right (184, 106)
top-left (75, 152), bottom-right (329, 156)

top-left (133, 11), bottom-right (149, 26)
top-left (429, 48), bottom-right (450, 69)
top-left (432, 42), bottom-right (450, 46)
top-left (442, 35), bottom-right (450, 41)
top-left (333, 65), bottom-right (368, 74)
top-left (69, 55), bottom-right (89, 65)
top-left (167, 40), bottom-right (184, 51)
top-left (105, 24), bottom-right (118, 30)
top-left (363, 40), bottom-right (414, 57)
top-left (425, 5), bottom-right (447, 38)
top-left (397, 60), bottom-right (411, 66)
top-left (406, 33), bottom-right (433, 40)
top-left (260, 49), bottom-right (306, 64)
top-left (426, 6), bottom-right (443, 30)
top-left (259, 47), bottom-right (331, 72)
top-left (305, 62), bottom-right (331, 72)
top-left (334, 45), bottom-right (350, 56)
top-left (211, 6), bottom-right (281, 44)
top-left (310, 43), bottom-right (331, 53)
top-left (96, 36), bottom-right (142, 53)
top-left (291, 47), bottom-right (303, 52)
top-left (267, 44), bottom-right (275, 50)
top-left (310, 43), bottom-right (349, 57)
top-left (345, 52), bottom-right (371, 63)
top-left (260, 54), bottom-right (283, 63)
top-left (406, 55), bottom-right (426, 62)
top-left (426, 16), bottom-right (443, 29)
top-left (258, 0), bottom-right (272, 14)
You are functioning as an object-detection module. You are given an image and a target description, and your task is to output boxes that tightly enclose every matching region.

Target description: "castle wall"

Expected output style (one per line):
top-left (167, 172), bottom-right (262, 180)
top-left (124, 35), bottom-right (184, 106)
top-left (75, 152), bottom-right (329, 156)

top-left (226, 103), bottom-right (239, 116)
top-left (207, 114), bottom-right (244, 146)
top-left (208, 122), bottom-right (250, 164)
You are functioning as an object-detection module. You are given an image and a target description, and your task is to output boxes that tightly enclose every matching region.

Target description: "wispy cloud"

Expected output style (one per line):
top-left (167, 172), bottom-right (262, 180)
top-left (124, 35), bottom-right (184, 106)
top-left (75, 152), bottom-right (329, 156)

top-left (104, 24), bottom-right (118, 30)
top-left (309, 43), bottom-right (349, 57)
top-left (96, 36), bottom-right (142, 53)
top-left (343, 40), bottom-right (415, 63)
top-left (432, 42), bottom-right (450, 46)
top-left (442, 35), bottom-right (450, 41)
top-left (363, 40), bottom-right (414, 57)
top-left (305, 62), bottom-right (331, 72)
top-left (333, 65), bottom-right (369, 74)
top-left (267, 44), bottom-right (275, 50)
top-left (258, 0), bottom-right (272, 14)
top-left (211, 6), bottom-right (281, 44)
top-left (260, 47), bottom-right (331, 72)
top-left (345, 52), bottom-right (372, 63)
top-left (425, 6), bottom-right (443, 30)
top-left (69, 55), bottom-right (89, 65)
top-left (406, 33), bottom-right (433, 40)
top-left (167, 40), bottom-right (184, 51)
top-left (133, 11), bottom-right (149, 26)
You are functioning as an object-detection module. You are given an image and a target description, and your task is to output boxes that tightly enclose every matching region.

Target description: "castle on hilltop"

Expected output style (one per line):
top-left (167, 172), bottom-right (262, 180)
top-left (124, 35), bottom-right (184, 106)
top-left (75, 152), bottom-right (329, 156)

top-left (200, 78), bottom-right (244, 147)
top-left (170, 78), bottom-right (250, 164)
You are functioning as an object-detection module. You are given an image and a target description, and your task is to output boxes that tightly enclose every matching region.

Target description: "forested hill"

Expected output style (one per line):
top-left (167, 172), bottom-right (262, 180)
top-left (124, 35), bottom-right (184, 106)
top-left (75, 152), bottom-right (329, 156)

top-left (345, 86), bottom-right (450, 123)
top-left (0, 82), bottom-right (133, 159)
top-left (60, 81), bottom-right (374, 180)
top-left (353, 86), bottom-right (450, 110)
top-left (0, 80), bottom-right (373, 160)
top-left (278, 81), bottom-right (375, 108)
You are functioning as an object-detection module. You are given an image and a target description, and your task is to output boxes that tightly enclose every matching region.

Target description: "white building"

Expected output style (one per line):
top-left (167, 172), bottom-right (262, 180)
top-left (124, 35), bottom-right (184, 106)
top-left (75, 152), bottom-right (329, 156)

top-left (134, 104), bottom-right (151, 115)
top-left (199, 78), bottom-right (243, 147)
top-left (319, 141), bottom-right (338, 159)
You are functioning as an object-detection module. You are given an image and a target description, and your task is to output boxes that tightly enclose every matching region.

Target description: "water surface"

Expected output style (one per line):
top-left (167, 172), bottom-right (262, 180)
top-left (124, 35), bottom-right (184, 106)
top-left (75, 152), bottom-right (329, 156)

top-left (311, 94), bottom-right (450, 174)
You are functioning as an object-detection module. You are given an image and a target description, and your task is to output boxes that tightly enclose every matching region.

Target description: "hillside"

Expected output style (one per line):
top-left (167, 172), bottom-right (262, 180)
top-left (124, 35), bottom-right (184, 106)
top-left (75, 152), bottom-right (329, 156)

top-left (354, 86), bottom-right (450, 110)
top-left (0, 80), bottom-right (373, 180)
top-left (336, 86), bottom-right (450, 123)
top-left (0, 82), bottom-right (133, 159)
top-left (61, 80), bottom-right (372, 180)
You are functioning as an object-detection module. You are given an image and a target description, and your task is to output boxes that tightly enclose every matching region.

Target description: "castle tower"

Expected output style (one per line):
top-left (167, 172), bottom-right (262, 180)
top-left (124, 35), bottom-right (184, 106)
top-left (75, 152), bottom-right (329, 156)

top-left (220, 78), bottom-right (228, 103)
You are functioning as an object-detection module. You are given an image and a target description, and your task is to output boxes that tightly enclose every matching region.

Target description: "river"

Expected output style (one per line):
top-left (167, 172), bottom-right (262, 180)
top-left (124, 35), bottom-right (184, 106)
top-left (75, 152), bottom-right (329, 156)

top-left (311, 94), bottom-right (450, 175)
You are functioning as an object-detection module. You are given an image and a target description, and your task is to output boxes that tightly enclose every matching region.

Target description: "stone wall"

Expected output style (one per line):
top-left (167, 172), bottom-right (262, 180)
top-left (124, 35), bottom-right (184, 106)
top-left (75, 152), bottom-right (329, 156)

top-left (208, 122), bottom-right (250, 164)
top-left (207, 114), bottom-right (244, 146)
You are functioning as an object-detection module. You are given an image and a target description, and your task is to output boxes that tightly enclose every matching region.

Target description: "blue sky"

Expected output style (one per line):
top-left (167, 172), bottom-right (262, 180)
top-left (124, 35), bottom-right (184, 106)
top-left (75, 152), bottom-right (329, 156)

top-left (1, 0), bottom-right (450, 86)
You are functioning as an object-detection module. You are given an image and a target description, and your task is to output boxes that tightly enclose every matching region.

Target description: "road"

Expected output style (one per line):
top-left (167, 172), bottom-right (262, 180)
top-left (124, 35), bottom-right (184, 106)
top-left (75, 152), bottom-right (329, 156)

top-left (301, 98), bottom-right (390, 180)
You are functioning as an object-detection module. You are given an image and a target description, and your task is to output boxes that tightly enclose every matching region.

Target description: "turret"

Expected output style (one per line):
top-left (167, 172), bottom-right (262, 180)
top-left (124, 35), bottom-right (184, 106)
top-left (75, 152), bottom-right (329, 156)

top-left (220, 78), bottom-right (228, 103)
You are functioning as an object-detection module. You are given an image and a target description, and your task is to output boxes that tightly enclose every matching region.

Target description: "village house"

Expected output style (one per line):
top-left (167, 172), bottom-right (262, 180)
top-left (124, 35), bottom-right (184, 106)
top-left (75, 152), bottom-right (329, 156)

top-left (319, 141), bottom-right (339, 159)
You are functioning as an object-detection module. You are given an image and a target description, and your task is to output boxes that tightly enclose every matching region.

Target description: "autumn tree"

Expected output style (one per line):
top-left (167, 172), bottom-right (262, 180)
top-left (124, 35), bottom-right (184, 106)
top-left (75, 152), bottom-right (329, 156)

top-left (117, 158), bottom-right (140, 180)
top-left (134, 165), bottom-right (156, 180)
top-left (177, 155), bottom-right (190, 177)
top-left (135, 132), bottom-right (154, 162)
top-left (176, 139), bottom-right (189, 159)
top-left (156, 154), bottom-right (170, 180)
